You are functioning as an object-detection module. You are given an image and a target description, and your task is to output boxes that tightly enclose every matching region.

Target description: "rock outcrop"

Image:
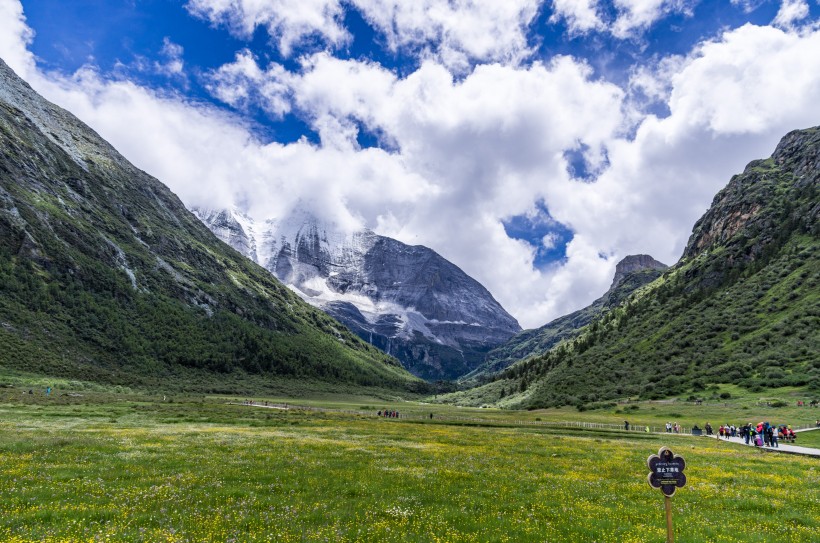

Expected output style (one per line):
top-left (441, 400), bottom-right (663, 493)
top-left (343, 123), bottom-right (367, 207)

top-left (610, 255), bottom-right (667, 289)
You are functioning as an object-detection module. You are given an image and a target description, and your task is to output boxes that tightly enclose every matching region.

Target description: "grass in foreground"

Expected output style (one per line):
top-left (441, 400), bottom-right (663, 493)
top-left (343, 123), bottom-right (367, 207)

top-left (1, 393), bottom-right (818, 543)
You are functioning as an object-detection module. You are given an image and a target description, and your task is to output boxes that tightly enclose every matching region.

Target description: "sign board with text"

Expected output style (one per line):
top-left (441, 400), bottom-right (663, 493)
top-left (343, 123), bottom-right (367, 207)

top-left (647, 447), bottom-right (687, 497)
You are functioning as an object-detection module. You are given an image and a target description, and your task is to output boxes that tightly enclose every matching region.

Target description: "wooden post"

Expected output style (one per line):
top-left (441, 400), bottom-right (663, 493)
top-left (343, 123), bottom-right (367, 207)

top-left (664, 495), bottom-right (674, 543)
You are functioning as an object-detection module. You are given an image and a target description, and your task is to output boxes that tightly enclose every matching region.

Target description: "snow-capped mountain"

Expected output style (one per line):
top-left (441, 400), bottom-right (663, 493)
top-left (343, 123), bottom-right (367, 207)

top-left (192, 207), bottom-right (521, 380)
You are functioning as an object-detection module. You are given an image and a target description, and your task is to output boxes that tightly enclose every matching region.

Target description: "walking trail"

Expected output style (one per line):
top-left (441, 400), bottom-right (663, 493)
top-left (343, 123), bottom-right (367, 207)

top-left (705, 429), bottom-right (820, 457)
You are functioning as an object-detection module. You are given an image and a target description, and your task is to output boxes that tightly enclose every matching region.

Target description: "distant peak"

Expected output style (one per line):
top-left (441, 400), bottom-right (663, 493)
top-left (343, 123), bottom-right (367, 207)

top-left (610, 254), bottom-right (667, 289)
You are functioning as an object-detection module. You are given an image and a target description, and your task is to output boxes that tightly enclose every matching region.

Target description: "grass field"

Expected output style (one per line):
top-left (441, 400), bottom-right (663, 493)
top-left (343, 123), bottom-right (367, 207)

top-left (796, 428), bottom-right (820, 448)
top-left (1, 386), bottom-right (818, 543)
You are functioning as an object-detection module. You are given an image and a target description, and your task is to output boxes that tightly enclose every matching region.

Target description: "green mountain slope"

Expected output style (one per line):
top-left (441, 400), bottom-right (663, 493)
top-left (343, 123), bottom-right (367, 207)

top-left (0, 59), bottom-right (423, 394)
top-left (451, 127), bottom-right (819, 409)
top-left (463, 255), bottom-right (667, 382)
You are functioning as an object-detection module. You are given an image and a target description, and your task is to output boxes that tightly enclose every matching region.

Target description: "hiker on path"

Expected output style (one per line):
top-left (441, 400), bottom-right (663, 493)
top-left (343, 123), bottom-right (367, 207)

top-left (769, 426), bottom-right (778, 448)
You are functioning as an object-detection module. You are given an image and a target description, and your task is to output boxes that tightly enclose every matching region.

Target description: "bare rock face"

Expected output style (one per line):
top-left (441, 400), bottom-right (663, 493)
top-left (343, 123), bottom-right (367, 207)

top-left (192, 208), bottom-right (258, 262)
top-left (681, 127), bottom-right (819, 293)
top-left (610, 255), bottom-right (668, 289)
top-left (685, 127), bottom-right (820, 262)
top-left (193, 207), bottom-right (522, 380)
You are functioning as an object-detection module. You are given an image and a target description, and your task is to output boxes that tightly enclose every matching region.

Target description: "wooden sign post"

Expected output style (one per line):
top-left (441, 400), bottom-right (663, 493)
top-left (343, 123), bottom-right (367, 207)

top-left (647, 447), bottom-right (687, 543)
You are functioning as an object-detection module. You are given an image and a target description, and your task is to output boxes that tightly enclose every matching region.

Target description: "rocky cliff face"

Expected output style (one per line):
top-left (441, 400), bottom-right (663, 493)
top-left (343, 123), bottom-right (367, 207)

top-left (684, 128), bottom-right (819, 261)
top-left (609, 255), bottom-right (667, 289)
top-left (193, 207), bottom-right (522, 380)
top-left (466, 254), bottom-right (667, 380)
top-left (680, 127), bottom-right (820, 291)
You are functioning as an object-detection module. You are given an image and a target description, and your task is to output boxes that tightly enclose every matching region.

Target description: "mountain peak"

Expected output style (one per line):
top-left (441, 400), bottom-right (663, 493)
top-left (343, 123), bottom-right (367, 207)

top-left (610, 254), bottom-right (667, 290)
top-left (195, 206), bottom-right (521, 380)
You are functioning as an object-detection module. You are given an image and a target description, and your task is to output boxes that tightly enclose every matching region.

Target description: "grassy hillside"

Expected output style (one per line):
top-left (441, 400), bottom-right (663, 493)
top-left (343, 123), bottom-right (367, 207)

top-left (0, 59), bottom-right (423, 395)
top-left (452, 127), bottom-right (819, 409)
top-left (465, 266), bottom-right (665, 382)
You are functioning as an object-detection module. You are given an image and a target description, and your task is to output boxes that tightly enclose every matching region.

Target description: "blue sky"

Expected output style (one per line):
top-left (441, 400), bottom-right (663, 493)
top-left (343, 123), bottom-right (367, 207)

top-left (2, 0), bottom-right (820, 326)
top-left (23, 1), bottom-right (802, 144)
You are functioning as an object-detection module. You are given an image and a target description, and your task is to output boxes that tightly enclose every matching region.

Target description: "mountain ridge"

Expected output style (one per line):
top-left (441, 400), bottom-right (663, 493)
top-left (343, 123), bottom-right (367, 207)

top-left (0, 57), bottom-right (422, 394)
top-left (462, 254), bottom-right (667, 381)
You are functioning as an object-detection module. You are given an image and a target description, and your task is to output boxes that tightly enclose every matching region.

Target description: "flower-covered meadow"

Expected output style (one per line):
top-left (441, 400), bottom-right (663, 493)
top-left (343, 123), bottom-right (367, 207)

top-left (0, 400), bottom-right (817, 542)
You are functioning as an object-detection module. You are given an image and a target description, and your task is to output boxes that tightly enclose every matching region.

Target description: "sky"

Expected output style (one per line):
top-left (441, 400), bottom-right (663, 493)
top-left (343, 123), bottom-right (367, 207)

top-left (1, 0), bottom-right (819, 329)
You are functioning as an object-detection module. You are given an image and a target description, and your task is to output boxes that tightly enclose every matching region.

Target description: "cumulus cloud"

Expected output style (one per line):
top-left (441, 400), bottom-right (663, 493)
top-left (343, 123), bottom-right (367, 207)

top-left (559, 22), bottom-right (820, 272)
top-left (186, 0), bottom-right (542, 69)
top-left (667, 23), bottom-right (820, 134)
top-left (184, 0), bottom-right (707, 59)
top-left (0, 0), bottom-right (35, 78)
top-left (205, 50), bottom-right (292, 117)
top-left (730, 0), bottom-right (767, 13)
top-left (350, 0), bottom-right (542, 70)
top-left (549, 0), bottom-right (605, 34)
top-left (612, 0), bottom-right (697, 38)
top-left (185, 0), bottom-right (349, 57)
top-left (155, 37), bottom-right (186, 77)
top-left (541, 233), bottom-right (561, 250)
top-left (290, 56), bottom-right (625, 321)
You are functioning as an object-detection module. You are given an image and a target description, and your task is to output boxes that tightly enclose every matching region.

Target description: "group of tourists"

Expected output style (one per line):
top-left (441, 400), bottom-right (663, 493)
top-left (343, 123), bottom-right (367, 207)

top-left (705, 421), bottom-right (797, 448)
top-left (242, 400), bottom-right (272, 406)
top-left (665, 422), bottom-right (681, 433)
top-left (378, 409), bottom-right (400, 418)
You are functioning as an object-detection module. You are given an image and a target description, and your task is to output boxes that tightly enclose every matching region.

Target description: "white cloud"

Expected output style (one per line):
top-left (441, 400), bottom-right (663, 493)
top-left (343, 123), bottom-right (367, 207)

top-left (185, 0), bottom-right (349, 57)
top-left (555, 22), bottom-right (820, 276)
top-left (276, 54), bottom-right (627, 322)
top-left (186, 0), bottom-right (542, 69)
top-left (205, 49), bottom-right (292, 117)
top-left (350, 0), bottom-right (542, 70)
top-left (772, 0), bottom-right (810, 29)
top-left (612, 0), bottom-right (697, 38)
top-left (667, 23), bottom-right (820, 134)
top-left (155, 37), bottom-right (185, 77)
top-left (730, 0), bottom-right (767, 13)
top-left (549, 0), bottom-right (605, 34)
top-left (0, 0), bottom-right (35, 78)
top-left (541, 232), bottom-right (560, 250)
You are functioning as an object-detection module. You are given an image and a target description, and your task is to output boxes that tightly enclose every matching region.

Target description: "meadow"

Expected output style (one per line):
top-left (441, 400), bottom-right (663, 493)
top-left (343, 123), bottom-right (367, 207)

top-left (1, 383), bottom-right (818, 543)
